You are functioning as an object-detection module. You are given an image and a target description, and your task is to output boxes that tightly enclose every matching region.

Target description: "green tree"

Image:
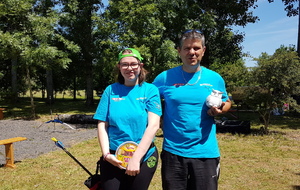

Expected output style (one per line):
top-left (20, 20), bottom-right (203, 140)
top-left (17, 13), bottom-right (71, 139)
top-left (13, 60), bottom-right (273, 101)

top-left (0, 0), bottom-right (79, 118)
top-left (244, 46), bottom-right (300, 132)
top-left (104, 0), bottom-right (259, 82)
top-left (210, 59), bottom-right (249, 93)
top-left (0, 0), bottom-right (34, 103)
top-left (89, 3), bottom-right (119, 93)
top-left (104, 0), bottom-right (172, 82)
top-left (154, 0), bottom-right (259, 67)
top-left (57, 0), bottom-right (104, 106)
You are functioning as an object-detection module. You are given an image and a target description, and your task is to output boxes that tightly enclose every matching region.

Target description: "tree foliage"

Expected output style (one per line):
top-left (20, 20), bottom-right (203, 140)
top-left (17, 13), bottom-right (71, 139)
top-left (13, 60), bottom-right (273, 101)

top-left (0, 0), bottom-right (79, 117)
top-left (268, 0), bottom-right (299, 17)
top-left (57, 0), bottom-right (104, 105)
top-left (243, 46), bottom-right (300, 132)
top-left (210, 59), bottom-right (249, 93)
top-left (4, 0), bottom-right (297, 118)
top-left (104, 0), bottom-right (259, 81)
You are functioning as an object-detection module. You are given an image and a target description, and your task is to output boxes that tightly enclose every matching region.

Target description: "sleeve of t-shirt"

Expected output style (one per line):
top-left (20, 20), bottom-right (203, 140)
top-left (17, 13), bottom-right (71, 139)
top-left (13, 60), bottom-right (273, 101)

top-left (93, 85), bottom-right (110, 121)
top-left (152, 72), bottom-right (166, 98)
top-left (145, 84), bottom-right (162, 117)
top-left (217, 76), bottom-right (229, 102)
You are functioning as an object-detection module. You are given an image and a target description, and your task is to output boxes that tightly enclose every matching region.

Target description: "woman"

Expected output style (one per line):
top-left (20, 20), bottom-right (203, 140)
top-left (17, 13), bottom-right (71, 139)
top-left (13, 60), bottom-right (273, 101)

top-left (93, 48), bottom-right (162, 190)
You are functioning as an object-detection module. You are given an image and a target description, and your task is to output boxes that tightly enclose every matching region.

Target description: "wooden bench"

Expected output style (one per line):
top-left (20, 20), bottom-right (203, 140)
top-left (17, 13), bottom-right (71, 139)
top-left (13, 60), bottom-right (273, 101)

top-left (0, 137), bottom-right (27, 168)
top-left (0, 108), bottom-right (5, 120)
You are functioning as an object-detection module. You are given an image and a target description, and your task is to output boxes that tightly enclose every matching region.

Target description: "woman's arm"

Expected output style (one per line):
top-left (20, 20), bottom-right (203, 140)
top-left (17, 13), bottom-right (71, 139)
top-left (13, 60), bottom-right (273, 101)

top-left (97, 120), bottom-right (122, 167)
top-left (125, 112), bottom-right (160, 176)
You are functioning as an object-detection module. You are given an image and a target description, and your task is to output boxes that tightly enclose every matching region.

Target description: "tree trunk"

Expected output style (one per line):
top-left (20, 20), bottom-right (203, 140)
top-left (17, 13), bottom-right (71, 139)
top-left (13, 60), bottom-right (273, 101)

top-left (46, 67), bottom-right (54, 105)
top-left (26, 65), bottom-right (36, 119)
top-left (73, 76), bottom-right (77, 100)
top-left (259, 110), bottom-right (270, 134)
top-left (11, 57), bottom-right (18, 104)
top-left (85, 62), bottom-right (94, 106)
top-left (83, 2), bottom-right (94, 106)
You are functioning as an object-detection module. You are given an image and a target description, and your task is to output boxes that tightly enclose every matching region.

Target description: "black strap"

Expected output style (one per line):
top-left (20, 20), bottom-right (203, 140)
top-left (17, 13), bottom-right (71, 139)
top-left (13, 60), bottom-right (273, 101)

top-left (95, 159), bottom-right (101, 174)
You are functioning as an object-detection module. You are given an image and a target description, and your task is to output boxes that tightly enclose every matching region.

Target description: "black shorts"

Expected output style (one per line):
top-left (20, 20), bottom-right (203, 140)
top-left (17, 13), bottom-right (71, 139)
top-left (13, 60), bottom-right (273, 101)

top-left (161, 150), bottom-right (220, 190)
top-left (100, 146), bottom-right (158, 190)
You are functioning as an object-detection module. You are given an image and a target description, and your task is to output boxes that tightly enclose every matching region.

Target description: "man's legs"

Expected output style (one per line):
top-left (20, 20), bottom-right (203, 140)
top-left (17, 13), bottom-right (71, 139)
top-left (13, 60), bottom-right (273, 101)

top-left (187, 157), bottom-right (220, 190)
top-left (161, 150), bottom-right (220, 190)
top-left (161, 150), bottom-right (188, 190)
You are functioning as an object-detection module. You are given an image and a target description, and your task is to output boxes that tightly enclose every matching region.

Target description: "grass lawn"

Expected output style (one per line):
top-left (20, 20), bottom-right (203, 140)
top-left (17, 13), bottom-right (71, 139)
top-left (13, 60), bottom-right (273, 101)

top-left (0, 91), bottom-right (100, 120)
top-left (0, 95), bottom-right (300, 190)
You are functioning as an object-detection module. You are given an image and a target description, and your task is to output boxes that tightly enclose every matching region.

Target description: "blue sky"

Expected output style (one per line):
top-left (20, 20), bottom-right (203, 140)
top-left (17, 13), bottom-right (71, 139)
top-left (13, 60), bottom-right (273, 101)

top-left (233, 0), bottom-right (298, 67)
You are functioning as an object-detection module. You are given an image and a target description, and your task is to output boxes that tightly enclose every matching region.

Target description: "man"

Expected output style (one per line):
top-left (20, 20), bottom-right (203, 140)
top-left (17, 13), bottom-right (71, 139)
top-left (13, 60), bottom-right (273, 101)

top-left (153, 29), bottom-right (231, 190)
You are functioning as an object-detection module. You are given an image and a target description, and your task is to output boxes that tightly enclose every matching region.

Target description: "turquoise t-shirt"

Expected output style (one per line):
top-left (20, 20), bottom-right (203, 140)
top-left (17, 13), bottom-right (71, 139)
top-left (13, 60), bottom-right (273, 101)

top-left (93, 82), bottom-right (162, 161)
top-left (153, 66), bottom-right (228, 158)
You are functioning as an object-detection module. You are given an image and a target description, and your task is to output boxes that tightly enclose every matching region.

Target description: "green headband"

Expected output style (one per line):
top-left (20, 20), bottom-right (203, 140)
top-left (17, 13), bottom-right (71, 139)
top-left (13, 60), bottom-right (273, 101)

top-left (118, 48), bottom-right (144, 62)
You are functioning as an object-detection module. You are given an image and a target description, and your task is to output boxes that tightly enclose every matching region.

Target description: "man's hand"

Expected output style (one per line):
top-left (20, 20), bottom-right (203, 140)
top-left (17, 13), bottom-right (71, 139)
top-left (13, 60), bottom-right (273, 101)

top-left (207, 102), bottom-right (226, 116)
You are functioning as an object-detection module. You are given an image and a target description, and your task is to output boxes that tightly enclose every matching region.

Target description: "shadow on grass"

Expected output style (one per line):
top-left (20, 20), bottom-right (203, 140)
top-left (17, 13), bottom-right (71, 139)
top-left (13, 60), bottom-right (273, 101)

top-left (270, 114), bottom-right (300, 130)
top-left (216, 126), bottom-right (287, 136)
top-left (1, 97), bottom-right (98, 120)
top-left (250, 128), bottom-right (287, 136)
top-left (0, 161), bottom-right (22, 168)
top-left (293, 172), bottom-right (300, 189)
top-left (221, 111), bottom-right (300, 130)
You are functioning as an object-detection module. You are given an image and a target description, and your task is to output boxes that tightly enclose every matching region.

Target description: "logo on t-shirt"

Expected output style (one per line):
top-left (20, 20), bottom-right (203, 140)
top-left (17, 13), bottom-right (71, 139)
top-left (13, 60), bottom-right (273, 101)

top-left (112, 98), bottom-right (125, 101)
top-left (154, 101), bottom-right (161, 109)
top-left (200, 83), bottom-right (213, 87)
top-left (136, 97), bottom-right (147, 100)
top-left (173, 83), bottom-right (185, 87)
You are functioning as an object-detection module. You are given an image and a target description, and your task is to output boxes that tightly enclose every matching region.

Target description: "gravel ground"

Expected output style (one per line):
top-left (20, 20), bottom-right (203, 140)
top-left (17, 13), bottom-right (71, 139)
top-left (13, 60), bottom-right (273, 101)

top-left (0, 119), bottom-right (98, 166)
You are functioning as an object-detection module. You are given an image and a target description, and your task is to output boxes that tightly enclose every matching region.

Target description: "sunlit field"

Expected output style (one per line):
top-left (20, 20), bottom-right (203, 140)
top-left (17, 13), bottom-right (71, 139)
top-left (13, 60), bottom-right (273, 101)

top-left (0, 94), bottom-right (299, 190)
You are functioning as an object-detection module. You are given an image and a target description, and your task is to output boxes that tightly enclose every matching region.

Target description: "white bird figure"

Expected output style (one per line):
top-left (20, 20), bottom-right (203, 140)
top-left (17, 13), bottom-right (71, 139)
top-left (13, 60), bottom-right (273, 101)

top-left (206, 89), bottom-right (223, 108)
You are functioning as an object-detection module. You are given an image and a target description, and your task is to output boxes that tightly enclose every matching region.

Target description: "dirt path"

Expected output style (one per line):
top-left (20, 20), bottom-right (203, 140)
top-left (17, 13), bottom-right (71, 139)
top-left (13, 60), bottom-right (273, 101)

top-left (0, 119), bottom-right (98, 166)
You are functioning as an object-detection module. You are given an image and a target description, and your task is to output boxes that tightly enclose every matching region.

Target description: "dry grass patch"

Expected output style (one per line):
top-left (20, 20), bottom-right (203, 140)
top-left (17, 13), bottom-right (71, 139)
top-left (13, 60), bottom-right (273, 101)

top-left (218, 129), bottom-right (300, 190)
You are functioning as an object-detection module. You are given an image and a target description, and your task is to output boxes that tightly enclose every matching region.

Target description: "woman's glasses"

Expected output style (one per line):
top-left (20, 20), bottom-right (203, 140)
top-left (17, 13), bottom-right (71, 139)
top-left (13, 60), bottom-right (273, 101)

top-left (182, 29), bottom-right (203, 35)
top-left (119, 62), bottom-right (140, 70)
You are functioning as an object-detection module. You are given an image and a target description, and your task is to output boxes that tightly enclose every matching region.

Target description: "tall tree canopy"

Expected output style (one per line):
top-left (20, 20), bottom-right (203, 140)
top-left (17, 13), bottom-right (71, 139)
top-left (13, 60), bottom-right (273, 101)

top-left (243, 46), bottom-right (300, 132)
top-left (104, 0), bottom-right (259, 82)
top-left (57, 0), bottom-right (104, 105)
top-left (0, 0), bottom-right (78, 117)
top-left (2, 0), bottom-right (286, 117)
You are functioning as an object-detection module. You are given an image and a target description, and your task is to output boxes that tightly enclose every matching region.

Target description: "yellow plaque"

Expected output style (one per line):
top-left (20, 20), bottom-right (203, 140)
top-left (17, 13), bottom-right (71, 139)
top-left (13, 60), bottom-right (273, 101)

top-left (115, 141), bottom-right (138, 169)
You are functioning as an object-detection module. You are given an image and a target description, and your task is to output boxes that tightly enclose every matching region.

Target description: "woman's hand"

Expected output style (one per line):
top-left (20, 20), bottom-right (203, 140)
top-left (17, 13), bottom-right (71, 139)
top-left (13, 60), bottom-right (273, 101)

top-left (105, 154), bottom-right (123, 169)
top-left (125, 156), bottom-right (141, 176)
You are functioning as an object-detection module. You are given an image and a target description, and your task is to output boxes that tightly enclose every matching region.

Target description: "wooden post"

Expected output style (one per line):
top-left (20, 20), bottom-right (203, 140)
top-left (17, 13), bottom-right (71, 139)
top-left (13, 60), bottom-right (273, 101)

top-left (5, 143), bottom-right (15, 168)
